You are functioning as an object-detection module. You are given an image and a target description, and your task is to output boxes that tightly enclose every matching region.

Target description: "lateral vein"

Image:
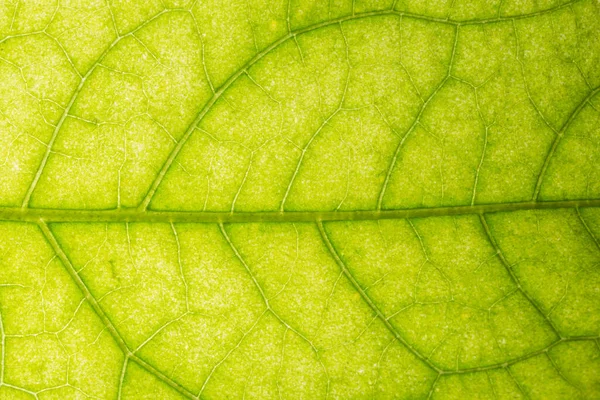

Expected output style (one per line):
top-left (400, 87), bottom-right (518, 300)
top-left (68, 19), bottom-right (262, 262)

top-left (38, 220), bottom-right (199, 400)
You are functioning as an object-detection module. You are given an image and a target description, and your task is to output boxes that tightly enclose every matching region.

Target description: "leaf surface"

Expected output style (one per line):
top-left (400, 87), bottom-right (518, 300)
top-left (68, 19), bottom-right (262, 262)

top-left (0, 0), bottom-right (599, 398)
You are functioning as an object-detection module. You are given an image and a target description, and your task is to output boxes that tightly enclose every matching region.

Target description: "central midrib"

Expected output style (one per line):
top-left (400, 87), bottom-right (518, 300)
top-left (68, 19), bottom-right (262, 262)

top-left (1, 199), bottom-right (598, 223)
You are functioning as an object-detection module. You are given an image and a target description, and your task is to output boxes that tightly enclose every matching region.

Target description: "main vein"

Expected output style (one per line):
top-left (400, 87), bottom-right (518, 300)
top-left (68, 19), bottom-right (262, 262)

top-left (1, 199), bottom-right (598, 223)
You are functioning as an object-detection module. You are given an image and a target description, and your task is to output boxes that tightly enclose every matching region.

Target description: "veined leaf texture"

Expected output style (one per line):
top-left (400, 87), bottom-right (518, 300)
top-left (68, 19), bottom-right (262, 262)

top-left (0, 0), bottom-right (599, 398)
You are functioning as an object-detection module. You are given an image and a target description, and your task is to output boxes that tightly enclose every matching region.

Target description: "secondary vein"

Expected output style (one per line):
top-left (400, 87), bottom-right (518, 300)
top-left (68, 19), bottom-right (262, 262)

top-left (37, 220), bottom-right (199, 400)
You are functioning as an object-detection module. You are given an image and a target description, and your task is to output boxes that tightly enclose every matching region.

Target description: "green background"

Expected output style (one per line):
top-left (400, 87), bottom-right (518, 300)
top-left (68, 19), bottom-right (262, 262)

top-left (0, 0), bottom-right (599, 398)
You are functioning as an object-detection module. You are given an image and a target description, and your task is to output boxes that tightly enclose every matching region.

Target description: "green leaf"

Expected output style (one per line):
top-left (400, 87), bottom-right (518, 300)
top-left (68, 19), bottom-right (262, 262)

top-left (0, 0), bottom-right (599, 399)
